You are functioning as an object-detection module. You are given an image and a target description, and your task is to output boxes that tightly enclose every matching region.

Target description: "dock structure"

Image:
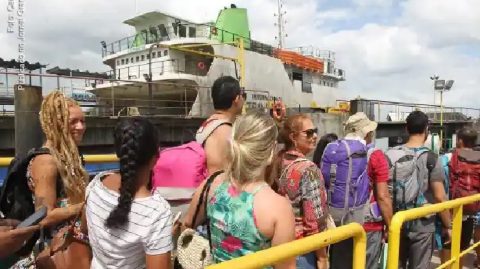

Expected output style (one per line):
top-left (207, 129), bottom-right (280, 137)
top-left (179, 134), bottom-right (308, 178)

top-left (1, 95), bottom-right (479, 156)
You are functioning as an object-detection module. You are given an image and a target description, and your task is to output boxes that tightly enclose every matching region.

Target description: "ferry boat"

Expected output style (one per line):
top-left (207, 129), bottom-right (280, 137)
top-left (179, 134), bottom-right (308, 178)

top-left (87, 5), bottom-right (346, 117)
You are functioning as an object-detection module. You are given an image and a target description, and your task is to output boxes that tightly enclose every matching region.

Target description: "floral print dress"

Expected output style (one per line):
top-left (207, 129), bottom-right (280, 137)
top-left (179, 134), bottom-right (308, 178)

top-left (207, 181), bottom-right (272, 266)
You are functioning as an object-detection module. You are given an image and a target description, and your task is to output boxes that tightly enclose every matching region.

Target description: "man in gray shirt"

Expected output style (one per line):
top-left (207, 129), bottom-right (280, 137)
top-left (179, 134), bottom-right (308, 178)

top-left (398, 111), bottom-right (452, 269)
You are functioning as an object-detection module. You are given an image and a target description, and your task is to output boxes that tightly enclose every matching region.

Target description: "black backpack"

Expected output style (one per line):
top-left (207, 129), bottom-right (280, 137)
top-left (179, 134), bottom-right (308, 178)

top-left (0, 147), bottom-right (50, 255)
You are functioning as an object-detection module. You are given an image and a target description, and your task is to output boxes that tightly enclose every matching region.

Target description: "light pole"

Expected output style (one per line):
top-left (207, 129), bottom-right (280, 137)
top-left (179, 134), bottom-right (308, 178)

top-left (430, 76), bottom-right (454, 150)
top-left (430, 75), bottom-right (439, 121)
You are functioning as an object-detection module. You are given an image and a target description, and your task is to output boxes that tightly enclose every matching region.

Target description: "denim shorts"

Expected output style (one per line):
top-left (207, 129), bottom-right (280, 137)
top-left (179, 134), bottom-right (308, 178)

top-left (474, 211), bottom-right (480, 227)
top-left (296, 252), bottom-right (317, 269)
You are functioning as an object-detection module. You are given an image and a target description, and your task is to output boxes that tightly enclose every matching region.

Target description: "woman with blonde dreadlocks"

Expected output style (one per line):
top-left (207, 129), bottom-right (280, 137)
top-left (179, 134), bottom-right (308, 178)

top-left (12, 90), bottom-right (90, 268)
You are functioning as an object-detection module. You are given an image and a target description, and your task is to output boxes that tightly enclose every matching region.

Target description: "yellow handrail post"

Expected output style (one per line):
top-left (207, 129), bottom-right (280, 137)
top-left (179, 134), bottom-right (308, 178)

top-left (450, 205), bottom-right (463, 269)
top-left (387, 212), bottom-right (404, 269)
top-left (352, 227), bottom-right (367, 269)
top-left (387, 194), bottom-right (480, 269)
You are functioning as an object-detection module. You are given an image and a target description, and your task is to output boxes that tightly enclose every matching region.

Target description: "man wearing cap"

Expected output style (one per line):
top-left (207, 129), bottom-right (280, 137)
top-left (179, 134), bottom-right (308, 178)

top-left (347, 113), bottom-right (393, 269)
top-left (321, 112), bottom-right (392, 269)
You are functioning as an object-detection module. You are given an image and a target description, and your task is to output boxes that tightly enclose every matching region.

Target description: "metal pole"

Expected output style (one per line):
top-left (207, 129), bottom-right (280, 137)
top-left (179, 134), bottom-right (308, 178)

top-left (440, 90), bottom-right (444, 150)
top-left (39, 68), bottom-right (43, 89)
top-left (14, 85), bottom-right (43, 157)
top-left (5, 68), bottom-right (8, 96)
top-left (111, 82), bottom-right (115, 117)
top-left (148, 43), bottom-right (158, 115)
top-left (184, 87), bottom-right (188, 117)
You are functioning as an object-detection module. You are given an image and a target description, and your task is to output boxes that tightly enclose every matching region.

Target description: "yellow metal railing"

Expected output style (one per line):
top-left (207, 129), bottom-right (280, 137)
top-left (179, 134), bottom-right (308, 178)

top-left (207, 222), bottom-right (366, 269)
top-left (387, 194), bottom-right (480, 269)
top-left (0, 154), bottom-right (119, 167)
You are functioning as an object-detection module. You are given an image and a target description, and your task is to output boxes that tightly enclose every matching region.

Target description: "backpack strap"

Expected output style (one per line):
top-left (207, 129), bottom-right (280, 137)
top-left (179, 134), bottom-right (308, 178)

top-left (426, 151), bottom-right (438, 177)
top-left (413, 148), bottom-right (437, 208)
top-left (341, 140), bottom-right (353, 218)
top-left (196, 119), bottom-right (232, 146)
top-left (279, 158), bottom-right (310, 181)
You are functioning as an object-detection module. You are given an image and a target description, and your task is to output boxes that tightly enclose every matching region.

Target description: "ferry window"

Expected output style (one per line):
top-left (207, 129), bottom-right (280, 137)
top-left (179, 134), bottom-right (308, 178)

top-left (171, 23), bottom-right (178, 35)
top-left (141, 30), bottom-right (148, 43)
top-left (292, 72), bottom-right (302, 81)
top-left (136, 56), bottom-right (139, 62)
top-left (152, 52), bottom-right (156, 58)
top-left (302, 73), bottom-right (312, 93)
top-left (121, 59), bottom-right (125, 65)
top-left (149, 27), bottom-right (158, 42)
top-left (158, 24), bottom-right (168, 37)
top-left (141, 55), bottom-right (145, 61)
top-left (164, 50), bottom-right (168, 56)
top-left (189, 27), bottom-right (196, 37)
top-left (126, 58), bottom-right (129, 64)
top-left (146, 54), bottom-right (150, 60)
top-left (130, 57), bottom-right (133, 63)
top-left (179, 24), bottom-right (187, 37)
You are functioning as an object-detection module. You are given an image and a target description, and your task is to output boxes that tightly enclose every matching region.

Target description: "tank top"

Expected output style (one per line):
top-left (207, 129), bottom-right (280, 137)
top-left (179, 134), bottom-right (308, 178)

top-left (207, 181), bottom-right (271, 264)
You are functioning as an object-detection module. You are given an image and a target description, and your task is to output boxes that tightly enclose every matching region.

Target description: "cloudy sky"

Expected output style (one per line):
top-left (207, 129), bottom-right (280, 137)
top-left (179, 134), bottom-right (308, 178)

top-left (1, 0), bottom-right (479, 107)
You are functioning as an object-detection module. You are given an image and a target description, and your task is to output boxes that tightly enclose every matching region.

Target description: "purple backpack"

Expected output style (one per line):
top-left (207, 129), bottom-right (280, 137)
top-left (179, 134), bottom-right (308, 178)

top-left (321, 139), bottom-right (371, 224)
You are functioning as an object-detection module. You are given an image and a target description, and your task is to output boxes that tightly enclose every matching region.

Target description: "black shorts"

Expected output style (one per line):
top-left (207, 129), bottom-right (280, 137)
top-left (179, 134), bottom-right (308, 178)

top-left (443, 218), bottom-right (474, 251)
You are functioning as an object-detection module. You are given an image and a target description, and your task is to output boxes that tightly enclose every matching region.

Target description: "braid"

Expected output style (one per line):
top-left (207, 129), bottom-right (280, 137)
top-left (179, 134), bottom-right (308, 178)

top-left (39, 91), bottom-right (88, 204)
top-left (106, 124), bottom-right (139, 228)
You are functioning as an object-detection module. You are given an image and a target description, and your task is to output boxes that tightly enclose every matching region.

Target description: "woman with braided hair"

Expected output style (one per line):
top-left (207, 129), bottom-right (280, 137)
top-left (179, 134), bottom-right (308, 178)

top-left (85, 117), bottom-right (172, 269)
top-left (10, 90), bottom-right (90, 268)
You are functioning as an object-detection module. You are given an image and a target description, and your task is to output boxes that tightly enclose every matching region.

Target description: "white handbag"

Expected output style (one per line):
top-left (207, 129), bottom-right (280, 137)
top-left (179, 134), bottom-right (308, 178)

top-left (176, 171), bottom-right (222, 269)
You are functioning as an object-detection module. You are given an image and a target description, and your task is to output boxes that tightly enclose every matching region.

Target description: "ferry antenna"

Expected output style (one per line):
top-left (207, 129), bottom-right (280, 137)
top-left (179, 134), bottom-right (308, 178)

top-left (274, 0), bottom-right (287, 48)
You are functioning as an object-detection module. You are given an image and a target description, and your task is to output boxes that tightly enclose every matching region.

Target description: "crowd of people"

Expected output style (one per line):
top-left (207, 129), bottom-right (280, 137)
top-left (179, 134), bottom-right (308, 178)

top-left (0, 75), bottom-right (480, 269)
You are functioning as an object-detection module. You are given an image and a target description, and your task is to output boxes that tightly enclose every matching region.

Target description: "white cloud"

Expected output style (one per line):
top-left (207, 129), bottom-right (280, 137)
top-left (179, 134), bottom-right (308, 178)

top-left (352, 0), bottom-right (394, 9)
top-left (400, 0), bottom-right (480, 47)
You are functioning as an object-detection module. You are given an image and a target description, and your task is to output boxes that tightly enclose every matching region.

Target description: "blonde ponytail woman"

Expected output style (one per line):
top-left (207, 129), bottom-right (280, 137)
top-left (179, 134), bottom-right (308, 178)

top-left (183, 111), bottom-right (296, 269)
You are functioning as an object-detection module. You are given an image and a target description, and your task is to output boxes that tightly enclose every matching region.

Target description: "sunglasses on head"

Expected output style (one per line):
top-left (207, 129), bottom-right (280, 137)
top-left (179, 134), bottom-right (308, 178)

top-left (301, 128), bottom-right (318, 138)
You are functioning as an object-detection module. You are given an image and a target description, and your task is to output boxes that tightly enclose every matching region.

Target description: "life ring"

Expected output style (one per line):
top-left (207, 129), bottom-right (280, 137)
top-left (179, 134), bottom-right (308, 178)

top-left (197, 61), bottom-right (206, 70)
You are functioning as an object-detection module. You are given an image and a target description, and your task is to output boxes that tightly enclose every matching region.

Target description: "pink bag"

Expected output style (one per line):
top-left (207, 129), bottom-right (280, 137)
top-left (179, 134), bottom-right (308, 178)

top-left (152, 119), bottom-right (230, 201)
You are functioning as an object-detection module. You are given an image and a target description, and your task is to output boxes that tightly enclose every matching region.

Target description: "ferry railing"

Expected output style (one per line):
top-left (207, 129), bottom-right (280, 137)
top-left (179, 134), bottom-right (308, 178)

top-left (102, 23), bottom-right (274, 58)
top-left (105, 58), bottom-right (210, 81)
top-left (105, 59), bottom-right (183, 80)
top-left (207, 222), bottom-right (366, 269)
top-left (387, 194), bottom-right (480, 269)
top-left (337, 99), bottom-right (480, 123)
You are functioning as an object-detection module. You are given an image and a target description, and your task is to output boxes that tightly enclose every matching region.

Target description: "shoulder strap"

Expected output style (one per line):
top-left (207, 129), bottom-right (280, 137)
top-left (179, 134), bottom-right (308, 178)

top-left (191, 170), bottom-right (223, 227)
top-left (196, 119), bottom-right (232, 146)
top-left (279, 158), bottom-right (310, 180)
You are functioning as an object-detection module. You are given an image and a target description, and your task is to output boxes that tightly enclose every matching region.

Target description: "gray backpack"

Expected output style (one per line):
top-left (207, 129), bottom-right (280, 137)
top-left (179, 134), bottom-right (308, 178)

top-left (385, 146), bottom-right (437, 212)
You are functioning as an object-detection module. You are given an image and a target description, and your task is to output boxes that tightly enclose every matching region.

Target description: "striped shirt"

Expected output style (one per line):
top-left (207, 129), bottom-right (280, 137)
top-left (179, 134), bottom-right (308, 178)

top-left (86, 171), bottom-right (172, 269)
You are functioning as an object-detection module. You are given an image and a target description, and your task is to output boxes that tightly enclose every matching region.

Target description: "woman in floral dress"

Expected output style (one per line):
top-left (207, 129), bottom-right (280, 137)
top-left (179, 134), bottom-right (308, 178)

top-left (183, 111), bottom-right (296, 269)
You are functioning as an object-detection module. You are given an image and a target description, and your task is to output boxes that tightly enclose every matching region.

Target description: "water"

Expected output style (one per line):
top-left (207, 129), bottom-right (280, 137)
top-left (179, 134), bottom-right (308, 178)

top-left (0, 162), bottom-right (120, 186)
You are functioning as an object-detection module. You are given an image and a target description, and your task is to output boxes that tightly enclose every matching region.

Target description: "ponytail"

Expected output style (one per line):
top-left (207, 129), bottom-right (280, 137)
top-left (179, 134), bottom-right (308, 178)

top-left (106, 118), bottom-right (159, 228)
top-left (106, 128), bottom-right (139, 228)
